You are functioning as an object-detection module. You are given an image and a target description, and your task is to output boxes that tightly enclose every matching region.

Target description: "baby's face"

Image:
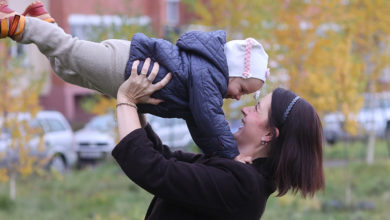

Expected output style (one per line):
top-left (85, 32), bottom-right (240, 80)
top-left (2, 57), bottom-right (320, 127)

top-left (225, 77), bottom-right (264, 100)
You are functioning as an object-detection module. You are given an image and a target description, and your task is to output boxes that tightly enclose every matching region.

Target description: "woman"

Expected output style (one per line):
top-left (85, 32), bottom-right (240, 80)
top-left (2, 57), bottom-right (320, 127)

top-left (112, 60), bottom-right (325, 219)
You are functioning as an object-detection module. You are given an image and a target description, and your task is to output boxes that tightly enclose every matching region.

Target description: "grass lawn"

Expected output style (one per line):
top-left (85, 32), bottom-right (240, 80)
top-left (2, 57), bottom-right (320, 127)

top-left (0, 159), bottom-right (152, 220)
top-left (0, 140), bottom-right (389, 219)
top-left (263, 159), bottom-right (390, 219)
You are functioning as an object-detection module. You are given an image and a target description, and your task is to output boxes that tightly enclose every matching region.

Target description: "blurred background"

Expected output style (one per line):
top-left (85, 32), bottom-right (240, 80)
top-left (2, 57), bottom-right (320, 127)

top-left (1, 0), bottom-right (390, 219)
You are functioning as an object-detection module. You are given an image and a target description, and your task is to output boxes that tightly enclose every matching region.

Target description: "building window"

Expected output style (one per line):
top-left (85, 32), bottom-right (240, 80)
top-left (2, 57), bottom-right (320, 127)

top-left (68, 14), bottom-right (151, 40)
top-left (166, 0), bottom-right (180, 26)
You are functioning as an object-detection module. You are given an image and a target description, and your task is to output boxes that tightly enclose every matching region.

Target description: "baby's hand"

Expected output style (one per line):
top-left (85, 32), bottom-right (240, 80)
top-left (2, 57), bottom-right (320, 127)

top-left (234, 154), bottom-right (253, 164)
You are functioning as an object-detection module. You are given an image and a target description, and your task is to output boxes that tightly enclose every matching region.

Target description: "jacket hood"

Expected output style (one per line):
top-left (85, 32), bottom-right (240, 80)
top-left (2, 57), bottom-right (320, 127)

top-left (176, 30), bottom-right (228, 75)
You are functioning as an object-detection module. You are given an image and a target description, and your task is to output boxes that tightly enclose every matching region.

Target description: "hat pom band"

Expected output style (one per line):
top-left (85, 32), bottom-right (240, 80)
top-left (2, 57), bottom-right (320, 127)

top-left (242, 71), bottom-right (251, 79)
top-left (242, 38), bottom-right (253, 79)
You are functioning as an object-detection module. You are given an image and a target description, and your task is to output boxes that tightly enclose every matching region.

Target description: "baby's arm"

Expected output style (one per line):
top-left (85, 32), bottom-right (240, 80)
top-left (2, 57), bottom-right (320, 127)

top-left (49, 57), bottom-right (97, 91)
top-left (187, 68), bottom-right (239, 159)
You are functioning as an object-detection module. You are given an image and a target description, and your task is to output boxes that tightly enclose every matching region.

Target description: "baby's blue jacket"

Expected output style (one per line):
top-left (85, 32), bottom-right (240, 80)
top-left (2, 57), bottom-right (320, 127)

top-left (124, 30), bottom-right (239, 159)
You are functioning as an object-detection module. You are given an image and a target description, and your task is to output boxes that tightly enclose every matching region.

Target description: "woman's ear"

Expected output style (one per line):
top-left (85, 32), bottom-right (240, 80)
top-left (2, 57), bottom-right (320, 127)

top-left (274, 127), bottom-right (279, 138)
top-left (262, 128), bottom-right (279, 142)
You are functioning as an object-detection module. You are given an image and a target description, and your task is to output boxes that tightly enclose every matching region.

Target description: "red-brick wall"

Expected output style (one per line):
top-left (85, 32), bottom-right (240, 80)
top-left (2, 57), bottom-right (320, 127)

top-left (49, 0), bottom-right (169, 36)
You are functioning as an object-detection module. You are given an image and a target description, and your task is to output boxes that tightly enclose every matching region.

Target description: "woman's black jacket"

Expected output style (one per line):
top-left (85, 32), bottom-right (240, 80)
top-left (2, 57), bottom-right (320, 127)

top-left (112, 124), bottom-right (275, 220)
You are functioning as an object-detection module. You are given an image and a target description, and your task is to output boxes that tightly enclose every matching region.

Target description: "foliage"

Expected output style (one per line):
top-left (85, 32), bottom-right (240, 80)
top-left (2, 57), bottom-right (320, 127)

top-left (80, 94), bottom-right (116, 116)
top-left (182, 0), bottom-right (273, 39)
top-left (0, 194), bottom-right (14, 211)
top-left (0, 40), bottom-right (46, 199)
top-left (267, 0), bottom-right (367, 135)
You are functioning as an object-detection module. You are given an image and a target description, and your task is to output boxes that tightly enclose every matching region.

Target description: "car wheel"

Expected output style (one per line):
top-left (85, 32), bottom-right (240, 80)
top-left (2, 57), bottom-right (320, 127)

top-left (385, 122), bottom-right (390, 140)
top-left (49, 155), bottom-right (67, 173)
top-left (325, 131), bottom-right (337, 145)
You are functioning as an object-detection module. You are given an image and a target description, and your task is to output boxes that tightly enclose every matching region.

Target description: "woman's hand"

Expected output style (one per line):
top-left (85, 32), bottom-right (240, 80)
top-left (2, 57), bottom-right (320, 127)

top-left (117, 58), bottom-right (172, 105)
top-left (116, 58), bottom-right (171, 139)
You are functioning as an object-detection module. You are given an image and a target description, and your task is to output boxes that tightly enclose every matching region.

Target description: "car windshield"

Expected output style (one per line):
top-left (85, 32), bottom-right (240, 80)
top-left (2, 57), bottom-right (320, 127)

top-left (362, 93), bottom-right (390, 109)
top-left (85, 114), bottom-right (116, 132)
top-left (0, 127), bottom-right (10, 140)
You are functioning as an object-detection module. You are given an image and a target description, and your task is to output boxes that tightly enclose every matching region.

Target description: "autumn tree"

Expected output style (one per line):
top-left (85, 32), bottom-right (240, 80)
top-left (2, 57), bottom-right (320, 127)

top-left (338, 0), bottom-right (390, 164)
top-left (273, 0), bottom-right (390, 164)
top-left (0, 40), bottom-right (46, 200)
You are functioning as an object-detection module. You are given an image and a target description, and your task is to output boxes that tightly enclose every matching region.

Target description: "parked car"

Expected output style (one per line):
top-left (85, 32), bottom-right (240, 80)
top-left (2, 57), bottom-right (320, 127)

top-left (323, 92), bottom-right (390, 144)
top-left (75, 114), bottom-right (116, 162)
top-left (146, 115), bottom-right (194, 149)
top-left (0, 110), bottom-right (77, 172)
top-left (323, 113), bottom-right (350, 145)
top-left (75, 113), bottom-right (194, 163)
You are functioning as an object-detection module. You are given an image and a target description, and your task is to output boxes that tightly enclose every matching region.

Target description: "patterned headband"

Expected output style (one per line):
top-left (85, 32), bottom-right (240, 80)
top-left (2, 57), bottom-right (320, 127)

top-left (282, 96), bottom-right (300, 123)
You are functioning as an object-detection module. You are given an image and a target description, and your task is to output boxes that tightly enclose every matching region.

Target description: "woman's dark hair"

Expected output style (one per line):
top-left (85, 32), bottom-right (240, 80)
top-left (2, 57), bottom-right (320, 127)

top-left (266, 88), bottom-right (325, 198)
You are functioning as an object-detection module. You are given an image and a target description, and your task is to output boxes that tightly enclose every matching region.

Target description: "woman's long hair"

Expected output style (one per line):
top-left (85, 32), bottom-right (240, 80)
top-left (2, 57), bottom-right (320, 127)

top-left (266, 88), bottom-right (325, 198)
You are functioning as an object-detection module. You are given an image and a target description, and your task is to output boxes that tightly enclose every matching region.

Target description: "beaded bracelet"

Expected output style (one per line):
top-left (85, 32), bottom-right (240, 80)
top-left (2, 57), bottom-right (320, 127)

top-left (116, 102), bottom-right (138, 110)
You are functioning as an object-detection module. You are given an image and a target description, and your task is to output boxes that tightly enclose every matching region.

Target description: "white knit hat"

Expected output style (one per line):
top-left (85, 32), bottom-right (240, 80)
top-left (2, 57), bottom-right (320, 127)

top-left (224, 38), bottom-right (270, 82)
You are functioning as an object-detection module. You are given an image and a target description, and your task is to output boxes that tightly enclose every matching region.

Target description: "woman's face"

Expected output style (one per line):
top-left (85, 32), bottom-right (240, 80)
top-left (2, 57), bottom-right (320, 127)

top-left (234, 93), bottom-right (272, 149)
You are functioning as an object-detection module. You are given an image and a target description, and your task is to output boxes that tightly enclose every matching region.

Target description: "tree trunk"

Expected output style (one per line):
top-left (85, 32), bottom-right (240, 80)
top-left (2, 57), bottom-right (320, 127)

top-left (9, 170), bottom-right (16, 200)
top-left (366, 130), bottom-right (376, 165)
top-left (365, 85), bottom-right (376, 165)
top-left (344, 140), bottom-right (352, 207)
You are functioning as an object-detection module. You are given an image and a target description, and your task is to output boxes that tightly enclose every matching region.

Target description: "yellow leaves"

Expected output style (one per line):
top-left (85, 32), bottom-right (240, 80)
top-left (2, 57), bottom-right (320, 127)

top-left (0, 169), bottom-right (9, 182)
top-left (189, 0), bottom-right (272, 39)
top-left (193, 1), bottom-right (213, 26)
top-left (0, 41), bottom-right (46, 189)
top-left (18, 157), bottom-right (35, 178)
top-left (37, 137), bottom-right (46, 153)
top-left (268, 1), bottom-right (378, 134)
top-left (80, 93), bottom-right (116, 116)
top-left (90, 96), bottom-right (116, 115)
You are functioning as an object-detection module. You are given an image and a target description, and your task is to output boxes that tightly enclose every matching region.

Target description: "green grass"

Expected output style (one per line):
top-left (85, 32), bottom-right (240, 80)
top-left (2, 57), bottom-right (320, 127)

top-left (324, 139), bottom-right (390, 160)
top-left (0, 160), bottom-right (152, 220)
top-left (0, 141), bottom-right (389, 220)
top-left (263, 159), bottom-right (390, 219)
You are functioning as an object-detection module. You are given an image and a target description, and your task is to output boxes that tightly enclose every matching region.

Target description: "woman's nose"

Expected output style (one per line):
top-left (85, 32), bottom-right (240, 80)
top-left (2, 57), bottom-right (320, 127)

top-left (241, 107), bottom-right (249, 115)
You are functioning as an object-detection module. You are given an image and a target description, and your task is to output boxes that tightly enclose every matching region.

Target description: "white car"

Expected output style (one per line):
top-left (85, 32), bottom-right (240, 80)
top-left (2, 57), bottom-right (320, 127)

top-left (323, 92), bottom-right (390, 144)
top-left (146, 115), bottom-right (194, 149)
top-left (0, 111), bottom-right (77, 172)
top-left (74, 113), bottom-right (194, 162)
top-left (75, 114), bottom-right (116, 161)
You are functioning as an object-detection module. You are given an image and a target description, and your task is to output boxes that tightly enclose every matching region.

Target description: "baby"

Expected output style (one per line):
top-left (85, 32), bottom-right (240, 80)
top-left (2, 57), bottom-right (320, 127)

top-left (0, 1), bottom-right (269, 159)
